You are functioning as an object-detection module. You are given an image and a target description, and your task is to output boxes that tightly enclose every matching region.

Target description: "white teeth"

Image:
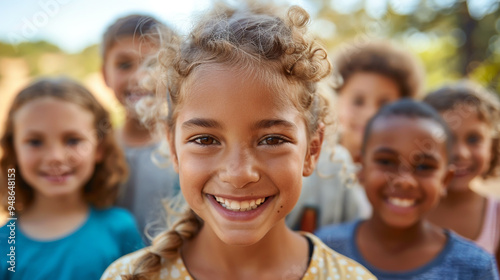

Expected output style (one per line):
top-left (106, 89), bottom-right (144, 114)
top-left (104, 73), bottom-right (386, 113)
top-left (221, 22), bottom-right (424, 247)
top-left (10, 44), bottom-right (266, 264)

top-left (388, 197), bottom-right (416, 207)
top-left (241, 201), bottom-right (249, 209)
top-left (213, 195), bottom-right (267, 212)
top-left (230, 201), bottom-right (240, 210)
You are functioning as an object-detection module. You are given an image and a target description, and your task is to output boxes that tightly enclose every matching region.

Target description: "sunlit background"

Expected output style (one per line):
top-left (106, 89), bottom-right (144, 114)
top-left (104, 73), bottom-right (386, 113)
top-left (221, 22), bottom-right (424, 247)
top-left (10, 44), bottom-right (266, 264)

top-left (1, 0), bottom-right (499, 132)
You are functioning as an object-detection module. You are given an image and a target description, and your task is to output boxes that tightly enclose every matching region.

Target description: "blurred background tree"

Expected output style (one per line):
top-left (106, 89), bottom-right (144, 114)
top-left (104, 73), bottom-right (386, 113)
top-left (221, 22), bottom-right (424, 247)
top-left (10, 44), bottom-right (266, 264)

top-left (307, 0), bottom-right (500, 92)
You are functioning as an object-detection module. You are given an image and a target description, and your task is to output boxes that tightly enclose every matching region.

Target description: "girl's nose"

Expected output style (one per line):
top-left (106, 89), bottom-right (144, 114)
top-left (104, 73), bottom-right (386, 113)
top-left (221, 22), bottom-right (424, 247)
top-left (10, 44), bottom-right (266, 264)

top-left (453, 141), bottom-right (470, 161)
top-left (218, 147), bottom-right (260, 188)
top-left (391, 169), bottom-right (418, 190)
top-left (45, 144), bottom-right (67, 165)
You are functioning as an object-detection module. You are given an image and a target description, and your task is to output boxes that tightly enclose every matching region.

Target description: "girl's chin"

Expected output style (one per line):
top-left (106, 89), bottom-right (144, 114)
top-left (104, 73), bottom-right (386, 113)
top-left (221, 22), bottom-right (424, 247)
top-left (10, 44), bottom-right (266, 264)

top-left (214, 231), bottom-right (266, 247)
top-left (449, 180), bottom-right (473, 192)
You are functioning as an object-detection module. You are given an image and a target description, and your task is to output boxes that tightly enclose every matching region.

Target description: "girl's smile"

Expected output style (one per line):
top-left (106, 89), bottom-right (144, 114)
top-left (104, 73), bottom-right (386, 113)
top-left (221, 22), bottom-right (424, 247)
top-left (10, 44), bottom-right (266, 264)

top-left (208, 194), bottom-right (275, 221)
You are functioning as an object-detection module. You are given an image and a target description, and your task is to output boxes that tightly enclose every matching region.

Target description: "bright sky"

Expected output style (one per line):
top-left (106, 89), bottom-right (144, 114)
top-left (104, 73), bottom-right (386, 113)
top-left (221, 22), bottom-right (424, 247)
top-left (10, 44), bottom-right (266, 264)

top-left (0, 0), bottom-right (497, 53)
top-left (0, 0), bottom-right (316, 53)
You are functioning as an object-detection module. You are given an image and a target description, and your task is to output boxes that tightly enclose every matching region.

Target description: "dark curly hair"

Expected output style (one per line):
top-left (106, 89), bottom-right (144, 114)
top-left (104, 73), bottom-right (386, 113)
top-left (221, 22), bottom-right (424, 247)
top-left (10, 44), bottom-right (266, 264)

top-left (333, 40), bottom-right (424, 98)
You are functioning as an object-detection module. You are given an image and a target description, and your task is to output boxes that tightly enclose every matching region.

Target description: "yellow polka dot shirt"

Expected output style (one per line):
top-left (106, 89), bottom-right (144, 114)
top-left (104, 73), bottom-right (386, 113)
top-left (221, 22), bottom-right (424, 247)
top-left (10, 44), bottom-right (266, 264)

top-left (101, 232), bottom-right (376, 280)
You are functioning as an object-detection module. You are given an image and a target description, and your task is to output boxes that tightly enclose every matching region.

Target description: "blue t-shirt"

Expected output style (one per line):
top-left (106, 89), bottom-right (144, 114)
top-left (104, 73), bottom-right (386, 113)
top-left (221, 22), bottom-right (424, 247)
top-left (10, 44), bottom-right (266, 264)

top-left (0, 207), bottom-right (144, 280)
top-left (316, 220), bottom-right (499, 280)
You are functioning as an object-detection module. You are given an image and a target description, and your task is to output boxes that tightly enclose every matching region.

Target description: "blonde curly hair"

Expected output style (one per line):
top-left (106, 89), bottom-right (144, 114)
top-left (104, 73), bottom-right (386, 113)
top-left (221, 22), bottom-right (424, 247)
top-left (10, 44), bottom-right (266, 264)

top-left (123, 3), bottom-right (334, 279)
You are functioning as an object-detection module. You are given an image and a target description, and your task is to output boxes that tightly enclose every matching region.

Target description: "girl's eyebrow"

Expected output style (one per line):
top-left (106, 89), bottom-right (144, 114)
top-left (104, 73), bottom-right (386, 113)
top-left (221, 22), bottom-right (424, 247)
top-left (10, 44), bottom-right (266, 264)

top-left (254, 119), bottom-right (297, 130)
top-left (20, 129), bottom-right (44, 137)
top-left (373, 147), bottom-right (397, 155)
top-left (181, 118), bottom-right (297, 130)
top-left (182, 118), bottom-right (222, 129)
top-left (374, 147), bottom-right (441, 161)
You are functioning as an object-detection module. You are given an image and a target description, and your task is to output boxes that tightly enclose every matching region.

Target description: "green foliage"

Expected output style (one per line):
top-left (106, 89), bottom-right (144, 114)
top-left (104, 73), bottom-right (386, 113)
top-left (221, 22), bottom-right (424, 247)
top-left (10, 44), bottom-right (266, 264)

top-left (313, 0), bottom-right (500, 95)
top-left (0, 40), bottom-right (100, 79)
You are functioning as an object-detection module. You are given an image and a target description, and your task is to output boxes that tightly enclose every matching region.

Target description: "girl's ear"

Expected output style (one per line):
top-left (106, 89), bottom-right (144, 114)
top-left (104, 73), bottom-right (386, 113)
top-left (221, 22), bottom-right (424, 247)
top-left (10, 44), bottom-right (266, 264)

top-left (166, 128), bottom-right (179, 173)
top-left (303, 123), bottom-right (325, 176)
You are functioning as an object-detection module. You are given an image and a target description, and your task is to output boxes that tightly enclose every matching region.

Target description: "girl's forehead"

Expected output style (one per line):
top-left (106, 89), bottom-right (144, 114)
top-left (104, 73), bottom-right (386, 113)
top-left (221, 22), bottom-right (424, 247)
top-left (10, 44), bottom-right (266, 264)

top-left (175, 64), bottom-right (306, 127)
top-left (369, 117), bottom-right (448, 153)
top-left (182, 63), bottom-right (299, 108)
top-left (14, 97), bottom-right (94, 124)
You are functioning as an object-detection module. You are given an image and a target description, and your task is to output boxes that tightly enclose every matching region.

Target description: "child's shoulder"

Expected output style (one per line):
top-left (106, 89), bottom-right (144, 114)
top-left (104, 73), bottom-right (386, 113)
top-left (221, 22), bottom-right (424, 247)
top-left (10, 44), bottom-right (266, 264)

top-left (417, 230), bottom-right (499, 279)
top-left (101, 247), bottom-right (190, 280)
top-left (446, 230), bottom-right (497, 266)
top-left (315, 219), bottom-right (359, 242)
top-left (92, 207), bottom-right (138, 230)
top-left (304, 232), bottom-right (376, 280)
top-left (93, 206), bottom-right (134, 219)
top-left (101, 248), bottom-right (148, 279)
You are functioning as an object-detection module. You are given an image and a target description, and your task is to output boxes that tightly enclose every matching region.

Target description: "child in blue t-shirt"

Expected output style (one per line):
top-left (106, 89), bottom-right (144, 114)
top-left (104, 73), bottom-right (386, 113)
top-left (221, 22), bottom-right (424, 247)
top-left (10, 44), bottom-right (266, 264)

top-left (316, 99), bottom-right (499, 279)
top-left (0, 78), bottom-right (144, 280)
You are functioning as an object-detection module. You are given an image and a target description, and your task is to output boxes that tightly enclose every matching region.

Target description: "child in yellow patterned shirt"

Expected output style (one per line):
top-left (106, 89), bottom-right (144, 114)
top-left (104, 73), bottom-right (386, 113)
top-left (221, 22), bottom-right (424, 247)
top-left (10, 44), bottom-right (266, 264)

top-left (101, 2), bottom-right (376, 280)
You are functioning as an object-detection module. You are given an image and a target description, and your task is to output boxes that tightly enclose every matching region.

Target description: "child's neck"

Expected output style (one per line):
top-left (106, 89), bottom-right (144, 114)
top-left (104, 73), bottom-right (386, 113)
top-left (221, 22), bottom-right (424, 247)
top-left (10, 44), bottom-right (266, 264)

top-left (120, 117), bottom-right (157, 147)
top-left (28, 191), bottom-right (87, 215)
top-left (440, 186), bottom-right (480, 205)
top-left (182, 221), bottom-right (310, 280)
top-left (19, 192), bottom-right (89, 240)
top-left (363, 218), bottom-right (435, 248)
top-left (428, 186), bottom-right (486, 241)
top-left (358, 218), bottom-right (446, 271)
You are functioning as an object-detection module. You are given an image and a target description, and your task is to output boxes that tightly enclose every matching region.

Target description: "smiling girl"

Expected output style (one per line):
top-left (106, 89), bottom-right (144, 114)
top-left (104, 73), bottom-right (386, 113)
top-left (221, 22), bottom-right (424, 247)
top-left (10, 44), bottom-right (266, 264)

top-left (0, 78), bottom-right (143, 280)
top-left (424, 81), bottom-right (500, 268)
top-left (101, 3), bottom-right (375, 280)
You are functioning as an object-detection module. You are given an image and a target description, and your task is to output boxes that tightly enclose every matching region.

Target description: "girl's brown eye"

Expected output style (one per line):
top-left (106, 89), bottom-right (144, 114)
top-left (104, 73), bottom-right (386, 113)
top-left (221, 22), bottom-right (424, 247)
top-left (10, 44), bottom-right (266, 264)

top-left (260, 137), bottom-right (284, 146)
top-left (353, 96), bottom-right (364, 106)
top-left (197, 137), bottom-right (214, 145)
top-left (265, 138), bottom-right (280, 145)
